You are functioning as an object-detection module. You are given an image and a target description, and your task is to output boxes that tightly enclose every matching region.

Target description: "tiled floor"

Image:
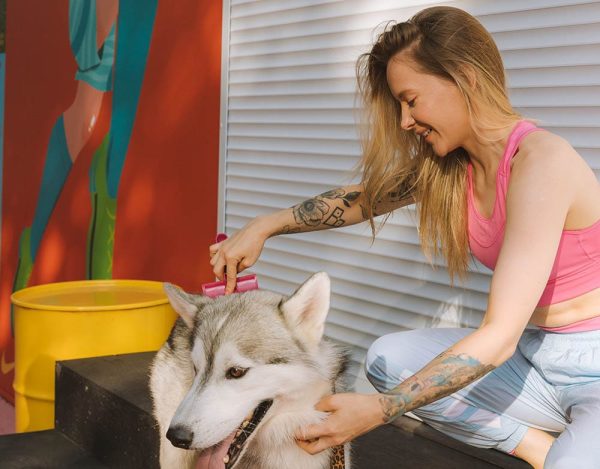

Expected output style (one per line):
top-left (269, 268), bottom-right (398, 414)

top-left (0, 396), bottom-right (15, 435)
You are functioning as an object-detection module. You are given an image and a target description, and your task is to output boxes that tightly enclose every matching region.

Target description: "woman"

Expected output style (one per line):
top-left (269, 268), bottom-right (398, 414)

top-left (209, 6), bottom-right (600, 468)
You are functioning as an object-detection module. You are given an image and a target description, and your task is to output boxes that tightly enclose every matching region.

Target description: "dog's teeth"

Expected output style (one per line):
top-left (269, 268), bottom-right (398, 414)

top-left (223, 454), bottom-right (230, 464)
top-left (236, 430), bottom-right (242, 437)
top-left (242, 420), bottom-right (250, 428)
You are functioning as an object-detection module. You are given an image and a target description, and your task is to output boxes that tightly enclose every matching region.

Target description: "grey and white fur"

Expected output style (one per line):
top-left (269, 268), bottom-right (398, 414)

top-left (150, 272), bottom-right (350, 469)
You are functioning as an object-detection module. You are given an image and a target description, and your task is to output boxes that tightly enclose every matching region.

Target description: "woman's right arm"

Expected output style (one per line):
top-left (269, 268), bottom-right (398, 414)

top-left (209, 183), bottom-right (414, 293)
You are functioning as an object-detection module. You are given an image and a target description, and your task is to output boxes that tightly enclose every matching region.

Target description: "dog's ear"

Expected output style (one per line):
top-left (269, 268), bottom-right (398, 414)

top-left (163, 283), bottom-right (209, 328)
top-left (280, 272), bottom-right (330, 348)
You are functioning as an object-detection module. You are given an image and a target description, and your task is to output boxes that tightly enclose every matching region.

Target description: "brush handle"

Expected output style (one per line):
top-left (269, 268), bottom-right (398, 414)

top-left (201, 274), bottom-right (258, 297)
top-left (215, 232), bottom-right (228, 243)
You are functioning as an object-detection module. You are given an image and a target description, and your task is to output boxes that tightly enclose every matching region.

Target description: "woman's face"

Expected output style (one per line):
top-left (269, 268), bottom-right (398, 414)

top-left (386, 52), bottom-right (471, 157)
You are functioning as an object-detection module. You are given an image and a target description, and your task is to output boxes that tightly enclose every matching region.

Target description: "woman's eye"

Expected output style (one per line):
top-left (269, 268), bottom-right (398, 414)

top-left (226, 366), bottom-right (249, 379)
top-left (408, 98), bottom-right (416, 107)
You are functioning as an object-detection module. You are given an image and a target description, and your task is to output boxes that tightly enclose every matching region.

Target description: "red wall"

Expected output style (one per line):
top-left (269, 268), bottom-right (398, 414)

top-left (0, 0), bottom-right (223, 402)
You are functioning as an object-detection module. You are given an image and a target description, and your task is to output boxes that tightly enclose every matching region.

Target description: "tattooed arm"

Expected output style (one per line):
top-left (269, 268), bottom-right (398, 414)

top-left (378, 326), bottom-right (515, 423)
top-left (272, 185), bottom-right (366, 236)
top-left (209, 183), bottom-right (414, 292)
top-left (272, 182), bottom-right (415, 236)
top-left (296, 325), bottom-right (520, 455)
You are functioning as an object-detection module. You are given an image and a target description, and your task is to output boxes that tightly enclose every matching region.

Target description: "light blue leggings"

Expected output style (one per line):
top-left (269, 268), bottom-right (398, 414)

top-left (364, 328), bottom-right (600, 468)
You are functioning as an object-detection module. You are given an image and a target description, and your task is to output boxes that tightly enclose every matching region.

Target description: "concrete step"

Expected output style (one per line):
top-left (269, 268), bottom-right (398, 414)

top-left (54, 352), bottom-right (530, 469)
top-left (0, 429), bottom-right (107, 468)
top-left (354, 417), bottom-right (531, 469)
top-left (55, 352), bottom-right (159, 469)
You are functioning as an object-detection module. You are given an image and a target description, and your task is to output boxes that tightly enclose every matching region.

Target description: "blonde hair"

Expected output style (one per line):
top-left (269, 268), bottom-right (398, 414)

top-left (356, 6), bottom-right (522, 283)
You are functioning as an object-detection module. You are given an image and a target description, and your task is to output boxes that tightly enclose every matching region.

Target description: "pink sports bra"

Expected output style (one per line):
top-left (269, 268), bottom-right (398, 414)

top-left (467, 120), bottom-right (600, 308)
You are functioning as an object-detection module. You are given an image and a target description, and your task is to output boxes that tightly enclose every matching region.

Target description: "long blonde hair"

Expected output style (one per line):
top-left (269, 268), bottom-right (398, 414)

top-left (357, 6), bottom-right (522, 283)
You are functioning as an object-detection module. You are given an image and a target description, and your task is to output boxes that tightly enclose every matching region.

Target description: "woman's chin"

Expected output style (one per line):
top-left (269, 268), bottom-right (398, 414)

top-left (431, 141), bottom-right (459, 158)
top-left (431, 145), bottom-right (447, 157)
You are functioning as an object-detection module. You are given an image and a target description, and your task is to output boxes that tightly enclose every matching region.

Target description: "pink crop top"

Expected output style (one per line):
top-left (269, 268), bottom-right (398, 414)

top-left (467, 120), bottom-right (600, 307)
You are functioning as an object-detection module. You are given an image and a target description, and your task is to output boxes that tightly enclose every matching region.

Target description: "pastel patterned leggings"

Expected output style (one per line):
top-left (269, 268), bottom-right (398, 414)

top-left (364, 328), bottom-right (600, 468)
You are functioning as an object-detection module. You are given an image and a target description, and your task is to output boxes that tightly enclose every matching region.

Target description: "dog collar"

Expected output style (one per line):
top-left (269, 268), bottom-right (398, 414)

top-left (330, 445), bottom-right (346, 469)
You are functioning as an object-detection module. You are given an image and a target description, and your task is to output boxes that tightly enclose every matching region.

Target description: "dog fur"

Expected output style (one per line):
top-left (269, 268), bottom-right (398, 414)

top-left (149, 272), bottom-right (350, 469)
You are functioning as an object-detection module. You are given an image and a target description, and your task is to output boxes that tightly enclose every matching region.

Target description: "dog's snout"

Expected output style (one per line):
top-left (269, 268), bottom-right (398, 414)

top-left (166, 425), bottom-right (194, 449)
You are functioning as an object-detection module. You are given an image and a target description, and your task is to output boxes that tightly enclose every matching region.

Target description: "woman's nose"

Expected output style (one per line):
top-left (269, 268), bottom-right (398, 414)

top-left (400, 103), bottom-right (415, 130)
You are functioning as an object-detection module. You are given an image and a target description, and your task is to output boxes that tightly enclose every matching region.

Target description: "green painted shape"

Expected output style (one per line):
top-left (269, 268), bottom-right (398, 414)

top-left (11, 227), bottom-right (33, 336)
top-left (86, 134), bottom-right (116, 280)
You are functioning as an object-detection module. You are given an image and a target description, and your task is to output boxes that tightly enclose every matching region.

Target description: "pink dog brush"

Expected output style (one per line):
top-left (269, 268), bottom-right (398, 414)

top-left (202, 233), bottom-right (259, 297)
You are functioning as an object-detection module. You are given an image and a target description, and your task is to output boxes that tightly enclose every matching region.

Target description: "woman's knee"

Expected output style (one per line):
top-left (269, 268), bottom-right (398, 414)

top-left (364, 329), bottom-right (438, 391)
top-left (364, 333), bottom-right (403, 392)
top-left (365, 328), bottom-right (472, 392)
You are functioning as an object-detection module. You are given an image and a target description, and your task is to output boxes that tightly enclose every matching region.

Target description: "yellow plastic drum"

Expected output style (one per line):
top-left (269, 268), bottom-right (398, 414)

top-left (11, 280), bottom-right (176, 433)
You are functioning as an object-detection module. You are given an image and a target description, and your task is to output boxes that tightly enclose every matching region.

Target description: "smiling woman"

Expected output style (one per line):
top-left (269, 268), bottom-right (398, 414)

top-left (211, 5), bottom-right (600, 469)
top-left (355, 8), bottom-right (522, 283)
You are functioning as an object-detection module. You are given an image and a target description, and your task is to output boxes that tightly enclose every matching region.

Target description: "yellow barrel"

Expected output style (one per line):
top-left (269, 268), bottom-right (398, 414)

top-left (11, 279), bottom-right (177, 433)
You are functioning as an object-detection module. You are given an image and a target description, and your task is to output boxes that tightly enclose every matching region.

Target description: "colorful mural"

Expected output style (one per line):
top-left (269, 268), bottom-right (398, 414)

top-left (1, 0), bottom-right (222, 402)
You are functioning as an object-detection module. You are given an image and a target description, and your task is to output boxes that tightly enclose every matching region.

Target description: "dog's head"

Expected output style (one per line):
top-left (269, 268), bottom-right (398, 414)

top-left (163, 272), bottom-right (334, 468)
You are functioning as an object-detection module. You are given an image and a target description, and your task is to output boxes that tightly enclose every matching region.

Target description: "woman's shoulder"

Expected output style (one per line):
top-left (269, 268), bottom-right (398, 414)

top-left (512, 127), bottom-right (583, 176)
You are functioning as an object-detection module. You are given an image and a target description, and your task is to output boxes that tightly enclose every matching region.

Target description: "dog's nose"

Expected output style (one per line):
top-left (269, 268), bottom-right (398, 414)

top-left (166, 425), bottom-right (194, 449)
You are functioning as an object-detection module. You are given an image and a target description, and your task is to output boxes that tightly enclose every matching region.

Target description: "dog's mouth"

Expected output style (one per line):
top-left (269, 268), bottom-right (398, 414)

top-left (194, 399), bottom-right (273, 469)
top-left (223, 399), bottom-right (273, 469)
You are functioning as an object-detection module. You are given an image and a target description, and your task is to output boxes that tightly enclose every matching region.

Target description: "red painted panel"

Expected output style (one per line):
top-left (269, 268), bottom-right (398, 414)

top-left (0, 0), bottom-right (222, 402)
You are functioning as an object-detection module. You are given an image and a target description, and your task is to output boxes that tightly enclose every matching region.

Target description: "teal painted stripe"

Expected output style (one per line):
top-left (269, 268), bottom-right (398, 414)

top-left (30, 117), bottom-right (72, 259)
top-left (69, 0), bottom-right (99, 72)
top-left (74, 23), bottom-right (116, 91)
top-left (106, 0), bottom-right (159, 197)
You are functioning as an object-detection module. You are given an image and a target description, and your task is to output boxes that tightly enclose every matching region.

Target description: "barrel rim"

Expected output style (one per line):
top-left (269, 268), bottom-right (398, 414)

top-left (10, 279), bottom-right (170, 312)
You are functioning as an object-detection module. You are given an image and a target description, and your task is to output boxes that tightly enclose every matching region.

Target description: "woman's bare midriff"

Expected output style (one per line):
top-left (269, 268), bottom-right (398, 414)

top-left (530, 286), bottom-right (600, 327)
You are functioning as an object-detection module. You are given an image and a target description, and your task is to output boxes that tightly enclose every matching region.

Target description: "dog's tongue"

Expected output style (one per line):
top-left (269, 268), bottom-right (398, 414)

top-left (195, 432), bottom-right (236, 469)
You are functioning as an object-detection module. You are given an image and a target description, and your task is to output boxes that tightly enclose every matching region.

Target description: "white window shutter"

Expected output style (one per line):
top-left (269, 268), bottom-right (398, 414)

top-left (220, 0), bottom-right (600, 391)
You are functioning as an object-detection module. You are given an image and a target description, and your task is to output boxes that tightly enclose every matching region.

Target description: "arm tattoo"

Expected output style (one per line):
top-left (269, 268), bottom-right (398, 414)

top-left (272, 225), bottom-right (302, 236)
top-left (364, 177), bottom-right (415, 219)
top-left (378, 352), bottom-right (495, 424)
top-left (291, 189), bottom-right (361, 228)
top-left (387, 177), bottom-right (414, 203)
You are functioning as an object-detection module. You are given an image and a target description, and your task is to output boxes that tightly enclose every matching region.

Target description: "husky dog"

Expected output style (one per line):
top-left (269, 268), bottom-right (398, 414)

top-left (150, 272), bottom-right (350, 469)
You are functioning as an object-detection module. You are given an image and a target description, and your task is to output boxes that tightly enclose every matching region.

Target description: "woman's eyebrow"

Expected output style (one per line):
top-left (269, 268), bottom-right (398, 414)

top-left (397, 89), bottom-right (416, 100)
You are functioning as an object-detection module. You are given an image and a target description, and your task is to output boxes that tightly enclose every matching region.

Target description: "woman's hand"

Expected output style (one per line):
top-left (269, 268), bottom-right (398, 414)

top-left (296, 393), bottom-right (385, 454)
top-left (209, 217), bottom-right (270, 293)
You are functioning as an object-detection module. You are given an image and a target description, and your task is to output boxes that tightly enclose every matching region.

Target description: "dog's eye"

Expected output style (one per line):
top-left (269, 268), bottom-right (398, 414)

top-left (226, 367), bottom-right (248, 379)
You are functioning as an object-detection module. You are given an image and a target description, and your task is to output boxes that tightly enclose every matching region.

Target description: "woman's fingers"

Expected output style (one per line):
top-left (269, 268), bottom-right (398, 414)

top-left (225, 258), bottom-right (240, 294)
top-left (208, 242), bottom-right (221, 258)
top-left (298, 422), bottom-right (326, 442)
top-left (210, 246), bottom-right (244, 289)
top-left (212, 253), bottom-right (226, 280)
top-left (296, 436), bottom-right (337, 455)
top-left (295, 393), bottom-right (384, 456)
top-left (314, 394), bottom-right (335, 412)
top-left (209, 250), bottom-right (220, 267)
top-left (295, 420), bottom-right (335, 454)
top-left (207, 225), bottom-right (265, 288)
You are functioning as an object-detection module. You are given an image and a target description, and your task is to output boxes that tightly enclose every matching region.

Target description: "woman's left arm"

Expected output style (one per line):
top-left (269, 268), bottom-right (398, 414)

top-left (298, 138), bottom-right (578, 454)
